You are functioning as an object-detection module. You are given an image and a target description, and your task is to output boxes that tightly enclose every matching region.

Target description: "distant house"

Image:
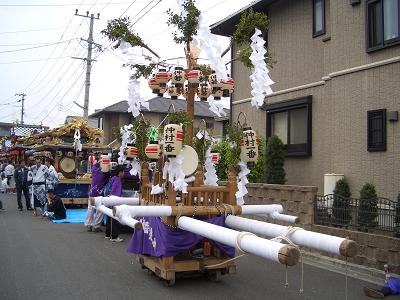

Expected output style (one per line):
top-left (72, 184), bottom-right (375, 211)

top-left (89, 97), bottom-right (230, 144)
top-left (211, 0), bottom-right (400, 198)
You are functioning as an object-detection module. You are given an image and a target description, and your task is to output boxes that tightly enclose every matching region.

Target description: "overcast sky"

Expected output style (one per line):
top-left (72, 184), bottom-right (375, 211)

top-left (0, 0), bottom-right (253, 128)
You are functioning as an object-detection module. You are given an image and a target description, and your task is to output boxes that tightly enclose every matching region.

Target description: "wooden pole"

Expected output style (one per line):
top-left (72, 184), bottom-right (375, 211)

top-left (186, 42), bottom-right (195, 146)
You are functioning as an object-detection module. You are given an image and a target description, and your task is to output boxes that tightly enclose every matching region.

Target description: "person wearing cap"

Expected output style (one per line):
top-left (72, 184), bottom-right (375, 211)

top-left (44, 189), bottom-right (66, 220)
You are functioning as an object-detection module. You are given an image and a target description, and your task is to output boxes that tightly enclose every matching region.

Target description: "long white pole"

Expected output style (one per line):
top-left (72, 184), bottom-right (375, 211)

top-left (94, 196), bottom-right (140, 207)
top-left (225, 215), bottom-right (357, 257)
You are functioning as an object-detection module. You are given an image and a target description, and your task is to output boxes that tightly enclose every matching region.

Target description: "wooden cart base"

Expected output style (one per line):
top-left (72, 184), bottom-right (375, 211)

top-left (136, 254), bottom-right (237, 286)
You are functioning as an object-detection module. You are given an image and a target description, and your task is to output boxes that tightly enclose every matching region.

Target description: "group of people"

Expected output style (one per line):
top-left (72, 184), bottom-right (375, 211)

top-left (85, 159), bottom-right (138, 243)
top-left (0, 157), bottom-right (65, 220)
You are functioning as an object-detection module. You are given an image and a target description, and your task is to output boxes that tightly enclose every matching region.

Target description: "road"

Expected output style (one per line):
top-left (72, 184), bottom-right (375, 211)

top-left (0, 194), bottom-right (378, 300)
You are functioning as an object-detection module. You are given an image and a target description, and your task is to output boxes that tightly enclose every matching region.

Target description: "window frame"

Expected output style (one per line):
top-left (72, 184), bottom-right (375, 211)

top-left (313, 0), bottom-right (326, 37)
top-left (366, 0), bottom-right (400, 52)
top-left (367, 109), bottom-right (387, 152)
top-left (264, 96), bottom-right (313, 157)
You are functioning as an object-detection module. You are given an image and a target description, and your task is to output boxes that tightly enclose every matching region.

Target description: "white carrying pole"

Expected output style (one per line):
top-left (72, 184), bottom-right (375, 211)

top-left (94, 196), bottom-right (140, 207)
top-left (225, 215), bottom-right (357, 257)
top-left (240, 205), bottom-right (298, 223)
top-left (177, 216), bottom-right (299, 266)
top-left (98, 204), bottom-right (142, 230)
top-left (114, 205), bottom-right (172, 218)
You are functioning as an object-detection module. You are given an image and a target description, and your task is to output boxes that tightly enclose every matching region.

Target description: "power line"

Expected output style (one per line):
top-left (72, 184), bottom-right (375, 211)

top-left (0, 56), bottom-right (71, 65)
top-left (0, 25), bottom-right (80, 35)
top-left (0, 1), bottom-right (135, 7)
top-left (0, 39), bottom-right (77, 54)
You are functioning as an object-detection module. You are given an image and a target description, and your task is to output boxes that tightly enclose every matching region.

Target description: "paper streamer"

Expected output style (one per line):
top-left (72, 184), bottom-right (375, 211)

top-left (151, 184), bottom-right (163, 195)
top-left (166, 150), bottom-right (188, 193)
top-left (206, 96), bottom-right (226, 117)
top-left (128, 79), bottom-right (149, 117)
top-left (249, 28), bottom-right (274, 108)
top-left (193, 15), bottom-right (227, 82)
top-left (129, 159), bottom-right (141, 179)
top-left (235, 160), bottom-right (250, 205)
top-left (118, 124), bottom-right (133, 165)
top-left (204, 149), bottom-right (218, 186)
top-left (73, 129), bottom-right (82, 152)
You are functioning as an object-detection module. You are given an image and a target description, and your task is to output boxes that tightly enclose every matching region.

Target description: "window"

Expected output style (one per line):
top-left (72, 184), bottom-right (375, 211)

top-left (367, 109), bottom-right (386, 151)
top-left (265, 96), bottom-right (312, 157)
top-left (206, 121), bottom-right (214, 129)
top-left (98, 117), bottom-right (103, 130)
top-left (366, 0), bottom-right (400, 51)
top-left (313, 0), bottom-right (326, 37)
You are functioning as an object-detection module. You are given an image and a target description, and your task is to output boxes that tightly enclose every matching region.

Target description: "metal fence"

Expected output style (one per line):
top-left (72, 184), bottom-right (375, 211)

top-left (314, 194), bottom-right (400, 236)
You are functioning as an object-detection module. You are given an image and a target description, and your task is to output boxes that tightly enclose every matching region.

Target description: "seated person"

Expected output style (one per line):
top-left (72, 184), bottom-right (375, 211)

top-left (364, 275), bottom-right (400, 298)
top-left (45, 189), bottom-right (66, 220)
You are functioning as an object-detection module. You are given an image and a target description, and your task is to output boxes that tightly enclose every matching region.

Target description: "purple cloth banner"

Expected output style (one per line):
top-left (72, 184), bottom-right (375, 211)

top-left (127, 216), bottom-right (235, 257)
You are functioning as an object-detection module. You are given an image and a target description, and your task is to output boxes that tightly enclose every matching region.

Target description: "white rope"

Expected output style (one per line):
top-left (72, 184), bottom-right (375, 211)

top-left (271, 226), bottom-right (304, 293)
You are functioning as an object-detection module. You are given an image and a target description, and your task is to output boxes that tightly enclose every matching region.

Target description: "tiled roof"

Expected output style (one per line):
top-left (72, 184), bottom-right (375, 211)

top-left (90, 97), bottom-right (229, 118)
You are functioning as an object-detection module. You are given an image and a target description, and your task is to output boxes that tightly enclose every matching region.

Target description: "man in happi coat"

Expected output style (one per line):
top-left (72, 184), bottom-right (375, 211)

top-left (84, 160), bottom-right (110, 232)
top-left (44, 158), bottom-right (59, 190)
top-left (31, 157), bottom-right (49, 216)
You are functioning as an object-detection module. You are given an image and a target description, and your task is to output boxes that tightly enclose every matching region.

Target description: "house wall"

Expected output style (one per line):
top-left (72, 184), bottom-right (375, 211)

top-left (230, 0), bottom-right (400, 198)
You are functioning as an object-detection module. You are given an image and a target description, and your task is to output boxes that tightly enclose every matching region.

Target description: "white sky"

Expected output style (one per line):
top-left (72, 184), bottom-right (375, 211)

top-left (0, 0), bottom-right (253, 128)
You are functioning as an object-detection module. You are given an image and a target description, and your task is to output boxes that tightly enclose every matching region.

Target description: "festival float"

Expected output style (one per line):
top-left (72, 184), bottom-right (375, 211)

top-left (19, 118), bottom-right (110, 205)
top-left (96, 0), bottom-right (359, 288)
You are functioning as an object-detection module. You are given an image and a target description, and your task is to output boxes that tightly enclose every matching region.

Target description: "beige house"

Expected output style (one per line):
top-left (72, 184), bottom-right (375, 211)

top-left (89, 97), bottom-right (229, 144)
top-left (212, 0), bottom-right (400, 198)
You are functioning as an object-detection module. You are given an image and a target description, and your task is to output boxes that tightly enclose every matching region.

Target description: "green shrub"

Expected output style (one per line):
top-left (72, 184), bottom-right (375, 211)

top-left (265, 135), bottom-right (286, 184)
top-left (211, 141), bottom-right (230, 181)
top-left (358, 183), bottom-right (378, 230)
top-left (332, 179), bottom-right (351, 225)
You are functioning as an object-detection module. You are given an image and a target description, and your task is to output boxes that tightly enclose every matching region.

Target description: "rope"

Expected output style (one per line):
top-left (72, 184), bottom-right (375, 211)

top-left (204, 231), bottom-right (256, 269)
top-left (174, 204), bottom-right (183, 227)
top-left (271, 226), bottom-right (304, 293)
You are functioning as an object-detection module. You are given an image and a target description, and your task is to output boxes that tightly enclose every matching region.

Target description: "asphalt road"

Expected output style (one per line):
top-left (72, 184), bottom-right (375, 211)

top-left (0, 194), bottom-right (379, 300)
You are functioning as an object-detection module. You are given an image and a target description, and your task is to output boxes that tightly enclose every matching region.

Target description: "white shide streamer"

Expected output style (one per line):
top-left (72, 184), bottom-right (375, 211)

top-left (193, 15), bottom-right (227, 82)
top-left (249, 28), bottom-right (274, 108)
top-left (118, 124), bottom-right (133, 164)
top-left (236, 160), bottom-right (250, 206)
top-left (128, 79), bottom-right (149, 117)
top-left (204, 148), bottom-right (218, 186)
top-left (206, 96), bottom-right (226, 117)
top-left (166, 149), bottom-right (188, 193)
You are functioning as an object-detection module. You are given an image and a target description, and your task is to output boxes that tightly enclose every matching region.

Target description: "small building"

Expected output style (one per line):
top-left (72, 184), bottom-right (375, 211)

top-left (89, 97), bottom-right (229, 144)
top-left (211, 0), bottom-right (400, 198)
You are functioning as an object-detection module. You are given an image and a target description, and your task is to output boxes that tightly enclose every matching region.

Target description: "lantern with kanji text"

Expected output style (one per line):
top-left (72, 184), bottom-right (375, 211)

top-left (163, 123), bottom-right (183, 157)
top-left (186, 66), bottom-right (203, 87)
top-left (168, 83), bottom-right (180, 99)
top-left (221, 76), bottom-right (234, 97)
top-left (171, 66), bottom-right (186, 87)
top-left (240, 127), bottom-right (258, 167)
top-left (197, 82), bottom-right (211, 101)
top-left (145, 141), bottom-right (162, 161)
top-left (157, 84), bottom-right (168, 97)
top-left (124, 143), bottom-right (138, 159)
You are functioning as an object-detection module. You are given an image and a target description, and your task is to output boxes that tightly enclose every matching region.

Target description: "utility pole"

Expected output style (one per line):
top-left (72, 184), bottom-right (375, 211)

top-left (15, 93), bottom-right (26, 124)
top-left (74, 10), bottom-right (100, 119)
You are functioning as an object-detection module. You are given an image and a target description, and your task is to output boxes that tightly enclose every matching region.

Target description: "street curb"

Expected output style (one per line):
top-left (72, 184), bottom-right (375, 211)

top-left (301, 251), bottom-right (387, 286)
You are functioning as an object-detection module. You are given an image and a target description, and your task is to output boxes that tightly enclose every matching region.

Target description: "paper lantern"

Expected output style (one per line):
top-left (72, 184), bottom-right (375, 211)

top-left (221, 76), bottom-right (234, 97)
top-left (171, 66), bottom-right (186, 87)
top-left (186, 66), bottom-right (203, 87)
top-left (154, 68), bottom-right (171, 85)
top-left (88, 154), bottom-right (96, 165)
top-left (210, 152), bottom-right (220, 164)
top-left (66, 151), bottom-right (74, 157)
top-left (240, 127), bottom-right (258, 167)
top-left (145, 141), bottom-right (161, 162)
top-left (211, 87), bottom-right (223, 100)
top-left (208, 73), bottom-right (223, 100)
top-left (100, 154), bottom-right (111, 172)
top-left (163, 123), bottom-right (183, 157)
top-left (148, 76), bottom-right (159, 94)
top-left (124, 143), bottom-right (138, 159)
top-left (197, 82), bottom-right (211, 101)
top-left (56, 150), bottom-right (63, 157)
top-left (167, 83), bottom-right (180, 100)
top-left (157, 84), bottom-right (168, 97)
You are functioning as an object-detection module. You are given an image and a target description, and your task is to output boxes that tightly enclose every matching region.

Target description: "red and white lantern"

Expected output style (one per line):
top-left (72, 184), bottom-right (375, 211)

top-left (210, 152), bottom-right (220, 164)
top-left (124, 143), bottom-right (138, 159)
top-left (145, 141), bottom-right (161, 162)
top-left (100, 154), bottom-right (111, 173)
top-left (148, 76), bottom-right (159, 94)
top-left (163, 123), bottom-right (183, 157)
top-left (240, 127), bottom-right (259, 167)
top-left (197, 82), bottom-right (212, 101)
top-left (221, 76), bottom-right (234, 97)
top-left (154, 68), bottom-right (171, 85)
top-left (168, 83), bottom-right (180, 99)
top-left (88, 154), bottom-right (96, 165)
top-left (171, 66), bottom-right (186, 87)
top-left (186, 66), bottom-right (203, 87)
